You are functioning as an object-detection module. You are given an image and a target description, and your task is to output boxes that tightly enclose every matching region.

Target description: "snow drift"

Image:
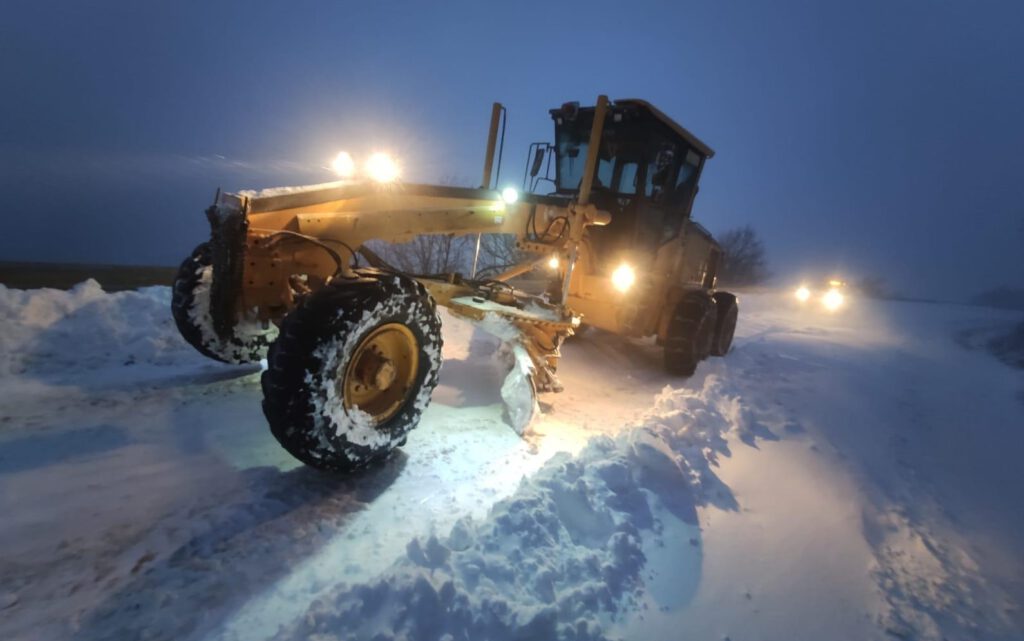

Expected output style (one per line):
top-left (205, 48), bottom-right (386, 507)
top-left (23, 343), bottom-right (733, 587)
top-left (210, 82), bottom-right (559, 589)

top-left (0, 280), bottom-right (202, 380)
top-left (270, 377), bottom-right (741, 641)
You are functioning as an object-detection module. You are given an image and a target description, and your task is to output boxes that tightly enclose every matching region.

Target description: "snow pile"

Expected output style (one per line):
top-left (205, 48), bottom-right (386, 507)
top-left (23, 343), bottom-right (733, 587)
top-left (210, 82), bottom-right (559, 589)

top-left (0, 280), bottom-right (200, 380)
top-left (272, 377), bottom-right (741, 641)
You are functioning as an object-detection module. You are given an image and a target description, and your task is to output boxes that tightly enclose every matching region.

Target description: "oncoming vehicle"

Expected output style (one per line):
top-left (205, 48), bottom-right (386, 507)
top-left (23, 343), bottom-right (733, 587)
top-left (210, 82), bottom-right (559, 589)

top-left (794, 278), bottom-right (848, 311)
top-left (171, 96), bottom-right (739, 471)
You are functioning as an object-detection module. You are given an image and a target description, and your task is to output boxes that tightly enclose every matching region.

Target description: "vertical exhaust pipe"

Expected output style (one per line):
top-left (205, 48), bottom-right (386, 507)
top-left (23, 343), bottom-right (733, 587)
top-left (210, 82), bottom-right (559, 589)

top-left (480, 102), bottom-right (503, 190)
top-left (476, 102), bottom-right (506, 278)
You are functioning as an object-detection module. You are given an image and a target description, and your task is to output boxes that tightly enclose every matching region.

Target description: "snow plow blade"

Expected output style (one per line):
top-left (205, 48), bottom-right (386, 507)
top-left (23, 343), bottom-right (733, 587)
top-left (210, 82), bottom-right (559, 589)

top-left (419, 282), bottom-right (577, 435)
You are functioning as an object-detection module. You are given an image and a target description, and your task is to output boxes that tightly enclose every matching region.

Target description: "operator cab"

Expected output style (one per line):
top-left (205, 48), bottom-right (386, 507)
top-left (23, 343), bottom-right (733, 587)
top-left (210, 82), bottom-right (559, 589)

top-left (540, 99), bottom-right (714, 272)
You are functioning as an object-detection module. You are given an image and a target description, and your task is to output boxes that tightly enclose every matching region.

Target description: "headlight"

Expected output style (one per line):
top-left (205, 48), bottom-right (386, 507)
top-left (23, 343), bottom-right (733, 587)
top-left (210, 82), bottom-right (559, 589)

top-left (611, 263), bottom-right (636, 292)
top-left (822, 288), bottom-right (845, 311)
top-left (501, 187), bottom-right (519, 204)
top-left (365, 152), bottom-right (400, 183)
top-left (330, 151), bottom-right (355, 178)
top-left (795, 285), bottom-right (811, 302)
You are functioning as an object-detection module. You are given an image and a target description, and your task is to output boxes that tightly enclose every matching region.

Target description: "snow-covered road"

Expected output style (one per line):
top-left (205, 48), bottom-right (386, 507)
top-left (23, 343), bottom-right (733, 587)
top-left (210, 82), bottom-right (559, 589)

top-left (1, 282), bottom-right (1021, 641)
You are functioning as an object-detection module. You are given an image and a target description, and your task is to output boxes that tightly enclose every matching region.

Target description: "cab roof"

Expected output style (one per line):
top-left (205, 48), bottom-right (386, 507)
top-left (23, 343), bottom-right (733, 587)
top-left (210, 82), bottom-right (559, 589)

top-left (550, 98), bottom-right (715, 159)
top-left (613, 99), bottom-right (715, 159)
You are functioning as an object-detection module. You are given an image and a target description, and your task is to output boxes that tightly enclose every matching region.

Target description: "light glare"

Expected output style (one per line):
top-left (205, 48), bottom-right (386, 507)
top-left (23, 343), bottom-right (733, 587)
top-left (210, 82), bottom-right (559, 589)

top-left (611, 263), bottom-right (636, 292)
top-left (330, 151), bottom-right (355, 178)
top-left (822, 288), bottom-right (845, 311)
top-left (366, 153), bottom-right (400, 183)
top-left (547, 255), bottom-right (560, 270)
top-left (795, 285), bottom-right (811, 302)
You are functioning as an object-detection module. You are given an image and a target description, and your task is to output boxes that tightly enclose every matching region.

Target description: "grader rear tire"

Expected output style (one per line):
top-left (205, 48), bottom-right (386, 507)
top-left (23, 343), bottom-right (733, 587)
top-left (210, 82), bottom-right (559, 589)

top-left (710, 292), bottom-right (739, 357)
top-left (664, 295), bottom-right (718, 377)
top-left (261, 273), bottom-right (442, 472)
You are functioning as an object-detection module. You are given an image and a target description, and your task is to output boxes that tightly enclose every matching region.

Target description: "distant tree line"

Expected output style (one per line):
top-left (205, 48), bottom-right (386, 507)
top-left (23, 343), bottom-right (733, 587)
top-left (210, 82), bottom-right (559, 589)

top-left (716, 225), bottom-right (769, 287)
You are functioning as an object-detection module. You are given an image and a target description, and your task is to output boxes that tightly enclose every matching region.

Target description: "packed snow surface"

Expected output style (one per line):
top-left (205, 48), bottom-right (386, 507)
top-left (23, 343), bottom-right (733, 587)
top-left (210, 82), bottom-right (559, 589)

top-left (1, 282), bottom-right (1022, 641)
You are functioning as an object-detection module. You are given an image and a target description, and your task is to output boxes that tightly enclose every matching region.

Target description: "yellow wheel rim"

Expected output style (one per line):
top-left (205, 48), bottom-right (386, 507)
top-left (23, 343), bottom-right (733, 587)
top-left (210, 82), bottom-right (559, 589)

top-left (341, 323), bottom-right (419, 424)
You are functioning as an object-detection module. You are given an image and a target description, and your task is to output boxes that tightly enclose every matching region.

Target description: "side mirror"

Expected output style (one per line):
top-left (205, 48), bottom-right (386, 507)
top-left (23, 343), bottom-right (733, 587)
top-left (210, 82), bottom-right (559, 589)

top-left (530, 147), bottom-right (545, 178)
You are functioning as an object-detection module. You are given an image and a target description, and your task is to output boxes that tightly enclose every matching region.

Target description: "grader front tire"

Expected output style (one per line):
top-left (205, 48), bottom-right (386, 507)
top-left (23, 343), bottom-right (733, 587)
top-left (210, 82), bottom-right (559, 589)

top-left (261, 273), bottom-right (443, 472)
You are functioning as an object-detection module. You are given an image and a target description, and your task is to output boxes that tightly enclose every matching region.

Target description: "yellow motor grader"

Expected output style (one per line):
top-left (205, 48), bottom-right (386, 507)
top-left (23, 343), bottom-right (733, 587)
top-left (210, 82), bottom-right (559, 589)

top-left (171, 96), bottom-right (738, 471)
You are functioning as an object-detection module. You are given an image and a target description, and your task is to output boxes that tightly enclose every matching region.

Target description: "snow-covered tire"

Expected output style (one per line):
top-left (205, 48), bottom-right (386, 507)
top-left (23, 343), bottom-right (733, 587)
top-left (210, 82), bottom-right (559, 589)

top-left (171, 243), bottom-right (277, 364)
top-left (663, 294), bottom-right (718, 376)
top-left (710, 292), bottom-right (738, 357)
top-left (261, 273), bottom-right (443, 472)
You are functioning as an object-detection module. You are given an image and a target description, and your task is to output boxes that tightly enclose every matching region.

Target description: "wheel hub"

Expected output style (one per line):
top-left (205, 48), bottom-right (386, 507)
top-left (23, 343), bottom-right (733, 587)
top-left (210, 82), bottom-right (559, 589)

top-left (353, 348), bottom-right (398, 390)
top-left (370, 359), bottom-right (397, 390)
top-left (341, 323), bottom-right (419, 424)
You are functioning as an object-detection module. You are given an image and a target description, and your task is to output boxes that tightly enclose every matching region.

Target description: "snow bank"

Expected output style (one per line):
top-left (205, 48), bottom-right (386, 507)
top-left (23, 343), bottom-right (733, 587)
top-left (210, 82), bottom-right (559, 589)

top-left (0, 280), bottom-right (200, 380)
top-left (272, 377), bottom-right (741, 641)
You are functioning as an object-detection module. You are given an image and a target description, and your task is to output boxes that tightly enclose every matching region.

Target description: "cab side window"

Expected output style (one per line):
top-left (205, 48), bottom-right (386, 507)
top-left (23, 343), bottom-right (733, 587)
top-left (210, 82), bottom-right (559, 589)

top-left (675, 149), bottom-right (701, 193)
top-left (659, 149), bottom-right (703, 242)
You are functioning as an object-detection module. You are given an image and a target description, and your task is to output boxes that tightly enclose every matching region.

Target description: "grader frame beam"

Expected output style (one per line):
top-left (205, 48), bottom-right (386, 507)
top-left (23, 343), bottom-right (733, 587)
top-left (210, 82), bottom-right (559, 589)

top-left (207, 177), bottom-right (607, 393)
top-left (211, 183), bottom-right (602, 314)
top-left (205, 96), bottom-right (697, 398)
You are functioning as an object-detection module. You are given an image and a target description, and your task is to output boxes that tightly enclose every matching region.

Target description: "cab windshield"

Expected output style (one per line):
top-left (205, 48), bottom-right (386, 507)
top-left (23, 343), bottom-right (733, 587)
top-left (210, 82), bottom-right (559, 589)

top-left (555, 112), bottom-right (644, 196)
top-left (553, 108), bottom-right (702, 206)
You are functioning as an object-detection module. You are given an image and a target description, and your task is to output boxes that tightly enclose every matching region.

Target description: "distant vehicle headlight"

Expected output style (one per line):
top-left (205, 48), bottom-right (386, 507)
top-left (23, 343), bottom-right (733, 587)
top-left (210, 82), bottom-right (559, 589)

top-left (365, 152), bottom-right (400, 183)
top-left (611, 263), bottom-right (636, 292)
top-left (822, 288), bottom-right (845, 311)
top-left (501, 187), bottom-right (519, 204)
top-left (795, 285), bottom-right (811, 302)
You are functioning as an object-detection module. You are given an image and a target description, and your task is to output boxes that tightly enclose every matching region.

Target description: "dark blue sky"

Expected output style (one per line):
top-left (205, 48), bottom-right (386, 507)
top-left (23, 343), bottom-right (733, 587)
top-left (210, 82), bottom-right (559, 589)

top-left (2, 0), bottom-right (1022, 299)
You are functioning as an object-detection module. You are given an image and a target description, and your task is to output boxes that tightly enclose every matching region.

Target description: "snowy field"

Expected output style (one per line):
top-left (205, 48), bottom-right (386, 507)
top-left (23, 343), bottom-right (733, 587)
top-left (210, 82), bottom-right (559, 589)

top-left (1, 281), bottom-right (1022, 641)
